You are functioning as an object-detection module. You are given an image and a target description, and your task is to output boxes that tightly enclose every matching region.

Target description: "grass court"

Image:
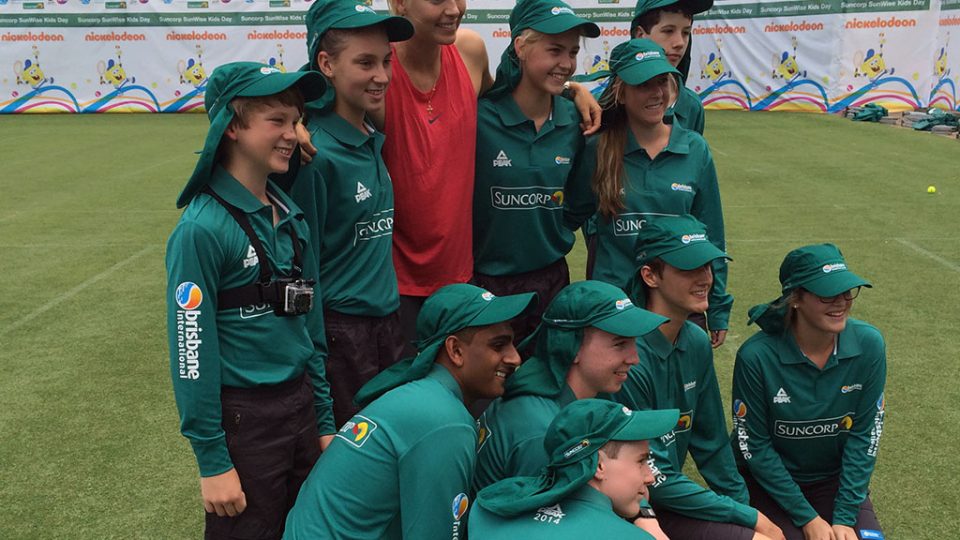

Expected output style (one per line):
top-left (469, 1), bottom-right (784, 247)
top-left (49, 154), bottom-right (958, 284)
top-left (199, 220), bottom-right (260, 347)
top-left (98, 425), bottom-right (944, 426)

top-left (1, 110), bottom-right (958, 538)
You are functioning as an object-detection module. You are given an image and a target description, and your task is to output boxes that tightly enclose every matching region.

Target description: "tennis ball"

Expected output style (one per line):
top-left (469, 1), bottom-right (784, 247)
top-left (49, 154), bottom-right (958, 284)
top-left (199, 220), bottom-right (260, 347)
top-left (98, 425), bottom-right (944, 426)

top-left (927, 185), bottom-right (937, 194)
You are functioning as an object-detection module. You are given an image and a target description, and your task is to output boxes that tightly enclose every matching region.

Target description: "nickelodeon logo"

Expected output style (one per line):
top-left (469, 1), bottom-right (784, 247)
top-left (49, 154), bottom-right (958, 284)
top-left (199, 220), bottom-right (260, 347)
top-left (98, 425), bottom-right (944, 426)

top-left (599, 27), bottom-right (630, 37)
top-left (492, 28), bottom-right (510, 38)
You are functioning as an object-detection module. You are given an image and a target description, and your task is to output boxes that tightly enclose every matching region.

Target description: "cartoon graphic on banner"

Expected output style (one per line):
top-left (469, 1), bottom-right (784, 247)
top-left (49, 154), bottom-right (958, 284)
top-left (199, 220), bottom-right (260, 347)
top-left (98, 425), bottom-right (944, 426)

top-left (697, 37), bottom-right (753, 110)
top-left (830, 32), bottom-right (923, 113)
top-left (165, 44), bottom-right (207, 112)
top-left (929, 32), bottom-right (956, 110)
top-left (84, 45), bottom-right (160, 112)
top-left (4, 45), bottom-right (80, 113)
top-left (753, 36), bottom-right (828, 112)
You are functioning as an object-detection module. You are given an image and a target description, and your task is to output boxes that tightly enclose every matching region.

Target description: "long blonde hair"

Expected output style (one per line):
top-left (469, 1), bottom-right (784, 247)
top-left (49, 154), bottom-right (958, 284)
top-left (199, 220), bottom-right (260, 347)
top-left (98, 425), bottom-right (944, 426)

top-left (593, 77), bottom-right (629, 218)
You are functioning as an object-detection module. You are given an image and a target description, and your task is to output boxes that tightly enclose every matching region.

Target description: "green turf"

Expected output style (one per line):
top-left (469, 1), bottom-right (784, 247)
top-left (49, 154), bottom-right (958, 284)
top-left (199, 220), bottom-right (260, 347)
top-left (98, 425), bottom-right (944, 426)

top-left (1, 111), bottom-right (958, 538)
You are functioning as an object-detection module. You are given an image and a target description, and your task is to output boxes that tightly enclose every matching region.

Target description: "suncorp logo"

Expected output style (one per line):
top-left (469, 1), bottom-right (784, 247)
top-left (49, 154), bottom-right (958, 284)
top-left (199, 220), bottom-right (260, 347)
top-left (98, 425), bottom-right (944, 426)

top-left (613, 213), bottom-right (647, 236)
top-left (822, 263), bottom-right (847, 273)
top-left (353, 209), bottom-right (394, 245)
top-left (491, 186), bottom-right (564, 210)
top-left (775, 413), bottom-right (855, 439)
top-left (563, 439), bottom-right (590, 459)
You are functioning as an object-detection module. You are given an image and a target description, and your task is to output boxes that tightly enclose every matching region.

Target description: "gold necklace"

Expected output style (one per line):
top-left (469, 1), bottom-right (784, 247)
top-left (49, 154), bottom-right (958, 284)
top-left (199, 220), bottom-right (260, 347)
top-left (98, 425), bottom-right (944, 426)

top-left (426, 85), bottom-right (437, 115)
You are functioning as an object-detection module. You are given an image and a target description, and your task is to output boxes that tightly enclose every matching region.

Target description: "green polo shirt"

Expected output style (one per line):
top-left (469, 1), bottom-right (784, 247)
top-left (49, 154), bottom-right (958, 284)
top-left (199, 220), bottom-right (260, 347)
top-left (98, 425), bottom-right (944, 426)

top-left (474, 386), bottom-right (578, 493)
top-left (563, 124), bottom-right (732, 330)
top-left (165, 167), bottom-right (334, 477)
top-left (731, 319), bottom-right (886, 528)
top-left (473, 93), bottom-right (582, 276)
top-left (469, 485), bottom-right (654, 539)
top-left (612, 321), bottom-right (757, 527)
top-left (289, 109), bottom-right (399, 317)
top-left (669, 84), bottom-right (705, 135)
top-left (284, 364), bottom-right (477, 539)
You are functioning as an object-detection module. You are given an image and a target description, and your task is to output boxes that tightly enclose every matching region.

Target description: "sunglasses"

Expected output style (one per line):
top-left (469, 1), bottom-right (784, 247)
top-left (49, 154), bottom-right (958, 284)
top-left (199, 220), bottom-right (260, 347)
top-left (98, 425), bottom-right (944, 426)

top-left (811, 286), bottom-right (861, 304)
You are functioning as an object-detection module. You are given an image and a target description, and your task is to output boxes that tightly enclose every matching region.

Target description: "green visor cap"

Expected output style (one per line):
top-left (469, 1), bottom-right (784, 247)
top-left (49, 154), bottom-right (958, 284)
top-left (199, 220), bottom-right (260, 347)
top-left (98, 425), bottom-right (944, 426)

top-left (306, 0), bottom-right (414, 70)
top-left (176, 62), bottom-right (326, 208)
top-left (477, 400), bottom-right (677, 517)
top-left (633, 0), bottom-right (714, 19)
top-left (546, 399), bottom-right (679, 467)
top-left (577, 38), bottom-right (679, 85)
top-left (543, 280), bottom-right (668, 337)
top-left (634, 214), bottom-right (730, 270)
top-left (354, 284), bottom-right (536, 407)
top-left (512, 0), bottom-right (600, 38)
top-left (779, 243), bottom-right (872, 297)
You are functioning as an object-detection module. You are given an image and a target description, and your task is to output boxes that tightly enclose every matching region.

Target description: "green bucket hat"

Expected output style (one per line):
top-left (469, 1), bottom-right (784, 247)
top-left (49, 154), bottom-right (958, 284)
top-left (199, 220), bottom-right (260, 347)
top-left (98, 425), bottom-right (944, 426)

top-left (176, 62), bottom-right (326, 208)
top-left (354, 284), bottom-right (537, 408)
top-left (306, 0), bottom-right (413, 71)
top-left (575, 38), bottom-right (679, 86)
top-left (627, 214), bottom-right (729, 308)
top-left (486, 0), bottom-right (600, 99)
top-left (748, 244), bottom-right (872, 334)
top-left (505, 280), bottom-right (668, 399)
top-left (477, 399), bottom-right (678, 517)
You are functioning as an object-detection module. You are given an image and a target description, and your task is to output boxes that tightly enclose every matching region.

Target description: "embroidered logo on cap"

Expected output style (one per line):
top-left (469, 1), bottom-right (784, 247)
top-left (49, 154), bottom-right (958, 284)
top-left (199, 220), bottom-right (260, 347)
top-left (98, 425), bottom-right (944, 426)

top-left (551, 6), bottom-right (575, 15)
top-left (822, 263), bottom-right (847, 273)
top-left (355, 4), bottom-right (375, 13)
top-left (635, 51), bottom-right (662, 62)
top-left (621, 406), bottom-right (633, 416)
top-left (681, 233), bottom-right (707, 244)
top-left (563, 439), bottom-right (590, 459)
top-left (259, 66), bottom-right (281, 75)
top-left (481, 292), bottom-right (495, 301)
top-left (615, 298), bottom-right (633, 310)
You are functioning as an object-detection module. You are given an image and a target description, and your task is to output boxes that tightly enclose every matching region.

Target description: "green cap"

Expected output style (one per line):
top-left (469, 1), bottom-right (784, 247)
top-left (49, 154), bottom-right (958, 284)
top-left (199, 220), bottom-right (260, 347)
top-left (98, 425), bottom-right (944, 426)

top-left (634, 214), bottom-right (730, 270)
top-left (632, 0), bottom-right (714, 20)
top-left (477, 399), bottom-right (678, 517)
top-left (306, 0), bottom-right (413, 71)
top-left (505, 280), bottom-right (668, 399)
top-left (575, 38), bottom-right (679, 86)
top-left (778, 243), bottom-right (871, 297)
top-left (748, 244), bottom-right (871, 333)
top-left (486, 0), bottom-right (599, 99)
top-left (354, 284), bottom-right (537, 408)
top-left (176, 62), bottom-right (326, 208)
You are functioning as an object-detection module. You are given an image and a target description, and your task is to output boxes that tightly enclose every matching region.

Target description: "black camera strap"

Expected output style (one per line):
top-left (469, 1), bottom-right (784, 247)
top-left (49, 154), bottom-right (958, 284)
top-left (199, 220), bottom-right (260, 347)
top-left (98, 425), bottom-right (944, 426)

top-left (202, 186), bottom-right (305, 310)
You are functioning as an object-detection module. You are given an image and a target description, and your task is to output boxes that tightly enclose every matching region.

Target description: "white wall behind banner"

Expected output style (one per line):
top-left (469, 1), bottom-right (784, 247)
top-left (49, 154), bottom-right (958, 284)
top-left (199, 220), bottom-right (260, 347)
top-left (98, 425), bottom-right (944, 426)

top-left (1, 0), bottom-right (958, 113)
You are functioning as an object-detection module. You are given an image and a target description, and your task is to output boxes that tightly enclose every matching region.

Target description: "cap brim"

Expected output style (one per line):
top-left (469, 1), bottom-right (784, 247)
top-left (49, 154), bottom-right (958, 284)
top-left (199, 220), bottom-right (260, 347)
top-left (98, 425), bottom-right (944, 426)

top-left (531, 15), bottom-right (601, 38)
top-left (612, 408), bottom-right (679, 441)
top-left (800, 271), bottom-right (872, 297)
top-left (592, 307), bottom-right (668, 338)
top-left (619, 60), bottom-right (680, 86)
top-left (335, 13), bottom-right (415, 42)
top-left (635, 0), bottom-right (713, 17)
top-left (239, 70), bottom-right (326, 103)
top-left (659, 242), bottom-right (731, 271)
top-left (471, 292), bottom-right (538, 327)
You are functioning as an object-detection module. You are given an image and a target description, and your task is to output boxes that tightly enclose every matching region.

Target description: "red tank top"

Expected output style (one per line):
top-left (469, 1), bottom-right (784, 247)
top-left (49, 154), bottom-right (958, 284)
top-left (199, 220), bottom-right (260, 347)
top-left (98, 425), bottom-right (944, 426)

top-left (383, 44), bottom-right (478, 297)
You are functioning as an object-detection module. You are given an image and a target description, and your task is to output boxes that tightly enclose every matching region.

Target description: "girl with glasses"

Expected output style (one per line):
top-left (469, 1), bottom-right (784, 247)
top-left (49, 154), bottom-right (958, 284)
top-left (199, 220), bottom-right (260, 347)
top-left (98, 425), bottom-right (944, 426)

top-left (731, 243), bottom-right (886, 540)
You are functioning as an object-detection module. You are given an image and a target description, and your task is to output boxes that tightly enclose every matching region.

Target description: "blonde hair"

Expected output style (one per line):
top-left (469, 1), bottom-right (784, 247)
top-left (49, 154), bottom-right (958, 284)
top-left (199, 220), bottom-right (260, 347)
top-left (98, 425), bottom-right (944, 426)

top-left (774, 289), bottom-right (803, 330)
top-left (593, 77), bottom-right (629, 218)
top-left (514, 28), bottom-right (545, 58)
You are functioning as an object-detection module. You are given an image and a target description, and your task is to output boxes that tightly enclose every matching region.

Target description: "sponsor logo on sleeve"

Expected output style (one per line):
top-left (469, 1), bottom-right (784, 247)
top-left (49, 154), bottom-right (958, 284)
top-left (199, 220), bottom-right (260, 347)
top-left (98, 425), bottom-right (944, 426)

top-left (336, 415), bottom-right (378, 448)
top-left (476, 414), bottom-right (492, 451)
top-left (648, 455), bottom-right (667, 486)
top-left (675, 411), bottom-right (693, 433)
top-left (451, 493), bottom-right (469, 539)
top-left (868, 392), bottom-right (885, 457)
top-left (733, 398), bottom-right (751, 459)
top-left (175, 282), bottom-right (203, 380)
top-left (490, 186), bottom-right (564, 210)
top-left (774, 413), bottom-right (855, 439)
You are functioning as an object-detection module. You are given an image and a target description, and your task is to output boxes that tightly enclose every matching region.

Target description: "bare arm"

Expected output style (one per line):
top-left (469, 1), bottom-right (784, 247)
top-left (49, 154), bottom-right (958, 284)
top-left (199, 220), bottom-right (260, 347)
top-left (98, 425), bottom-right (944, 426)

top-left (455, 28), bottom-right (492, 96)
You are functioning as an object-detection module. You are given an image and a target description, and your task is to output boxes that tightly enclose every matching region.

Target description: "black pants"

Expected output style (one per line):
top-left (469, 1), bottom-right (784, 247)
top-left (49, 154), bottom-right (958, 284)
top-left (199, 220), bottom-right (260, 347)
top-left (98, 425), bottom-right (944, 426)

top-left (398, 295), bottom-right (427, 359)
top-left (741, 468), bottom-right (883, 540)
top-left (324, 309), bottom-right (404, 427)
top-left (474, 257), bottom-right (571, 349)
top-left (206, 374), bottom-right (320, 540)
top-left (653, 507), bottom-right (755, 540)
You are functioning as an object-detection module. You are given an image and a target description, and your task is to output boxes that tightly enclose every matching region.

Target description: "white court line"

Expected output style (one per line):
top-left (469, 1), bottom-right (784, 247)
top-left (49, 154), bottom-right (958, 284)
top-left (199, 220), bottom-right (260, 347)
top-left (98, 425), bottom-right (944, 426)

top-left (1, 246), bottom-right (154, 338)
top-left (895, 238), bottom-right (960, 273)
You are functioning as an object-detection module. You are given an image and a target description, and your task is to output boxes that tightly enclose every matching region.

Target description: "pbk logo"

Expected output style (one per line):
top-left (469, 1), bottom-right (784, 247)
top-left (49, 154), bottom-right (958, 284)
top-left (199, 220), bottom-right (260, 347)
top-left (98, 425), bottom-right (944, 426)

top-left (452, 493), bottom-right (469, 520)
top-left (176, 282), bottom-right (203, 310)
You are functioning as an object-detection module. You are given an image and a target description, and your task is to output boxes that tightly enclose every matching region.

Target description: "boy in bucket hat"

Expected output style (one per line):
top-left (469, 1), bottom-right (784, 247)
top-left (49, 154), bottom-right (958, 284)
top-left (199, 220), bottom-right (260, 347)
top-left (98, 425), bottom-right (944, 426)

top-left (630, 0), bottom-right (714, 134)
top-left (165, 62), bottom-right (331, 538)
top-left (469, 399), bottom-right (679, 538)
top-left (616, 214), bottom-right (784, 540)
top-left (284, 284), bottom-right (536, 539)
top-left (474, 280), bottom-right (668, 493)
top-left (732, 244), bottom-right (885, 540)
